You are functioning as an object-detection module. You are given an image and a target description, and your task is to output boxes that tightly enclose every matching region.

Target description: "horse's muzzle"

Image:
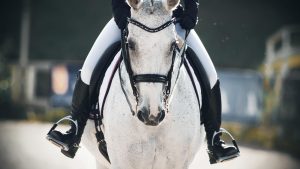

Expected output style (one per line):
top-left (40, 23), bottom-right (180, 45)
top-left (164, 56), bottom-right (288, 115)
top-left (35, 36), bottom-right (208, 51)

top-left (137, 109), bottom-right (165, 126)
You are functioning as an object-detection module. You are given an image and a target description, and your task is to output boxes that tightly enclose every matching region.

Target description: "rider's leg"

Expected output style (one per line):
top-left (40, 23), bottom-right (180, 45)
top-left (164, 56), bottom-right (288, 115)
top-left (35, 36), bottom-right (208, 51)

top-left (81, 19), bottom-right (121, 85)
top-left (176, 25), bottom-right (239, 164)
top-left (47, 18), bottom-right (121, 158)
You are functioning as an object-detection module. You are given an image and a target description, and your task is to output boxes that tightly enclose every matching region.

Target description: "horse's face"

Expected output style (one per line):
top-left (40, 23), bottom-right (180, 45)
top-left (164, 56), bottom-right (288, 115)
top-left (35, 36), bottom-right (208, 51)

top-left (126, 0), bottom-right (180, 126)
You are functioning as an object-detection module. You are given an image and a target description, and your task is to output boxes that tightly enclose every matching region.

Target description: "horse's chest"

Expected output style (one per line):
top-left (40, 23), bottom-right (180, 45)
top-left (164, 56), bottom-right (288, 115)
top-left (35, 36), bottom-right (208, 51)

top-left (106, 124), bottom-right (196, 169)
top-left (104, 111), bottom-right (199, 169)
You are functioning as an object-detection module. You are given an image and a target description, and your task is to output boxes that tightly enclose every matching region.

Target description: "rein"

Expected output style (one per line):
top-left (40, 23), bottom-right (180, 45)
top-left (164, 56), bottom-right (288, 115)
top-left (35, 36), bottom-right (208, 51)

top-left (121, 17), bottom-right (189, 102)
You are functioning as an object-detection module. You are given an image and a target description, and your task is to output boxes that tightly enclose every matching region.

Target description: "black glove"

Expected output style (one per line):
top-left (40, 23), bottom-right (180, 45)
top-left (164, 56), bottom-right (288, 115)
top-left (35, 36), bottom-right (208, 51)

top-left (179, 12), bottom-right (198, 30)
top-left (172, 4), bottom-right (184, 19)
top-left (179, 0), bottom-right (199, 30)
top-left (112, 0), bottom-right (131, 30)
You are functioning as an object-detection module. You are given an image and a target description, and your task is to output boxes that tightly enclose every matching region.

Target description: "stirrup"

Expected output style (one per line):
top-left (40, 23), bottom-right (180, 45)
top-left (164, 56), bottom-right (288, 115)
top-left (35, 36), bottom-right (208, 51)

top-left (208, 128), bottom-right (240, 164)
top-left (46, 115), bottom-right (79, 151)
top-left (212, 128), bottom-right (240, 152)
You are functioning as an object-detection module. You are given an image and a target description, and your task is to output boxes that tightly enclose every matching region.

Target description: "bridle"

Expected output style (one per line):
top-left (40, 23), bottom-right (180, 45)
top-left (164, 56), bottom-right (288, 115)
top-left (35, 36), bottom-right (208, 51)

top-left (121, 17), bottom-right (188, 103)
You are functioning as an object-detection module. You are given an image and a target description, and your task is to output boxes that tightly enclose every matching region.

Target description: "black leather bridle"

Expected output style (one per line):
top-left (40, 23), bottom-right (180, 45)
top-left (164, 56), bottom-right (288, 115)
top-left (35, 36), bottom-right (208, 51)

top-left (121, 17), bottom-right (188, 102)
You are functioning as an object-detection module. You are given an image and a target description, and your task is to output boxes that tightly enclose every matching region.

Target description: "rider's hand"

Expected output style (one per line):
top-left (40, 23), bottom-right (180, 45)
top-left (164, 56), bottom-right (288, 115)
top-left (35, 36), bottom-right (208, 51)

top-left (112, 1), bottom-right (131, 30)
top-left (179, 0), bottom-right (199, 30)
top-left (172, 4), bottom-right (184, 19)
top-left (179, 12), bottom-right (198, 30)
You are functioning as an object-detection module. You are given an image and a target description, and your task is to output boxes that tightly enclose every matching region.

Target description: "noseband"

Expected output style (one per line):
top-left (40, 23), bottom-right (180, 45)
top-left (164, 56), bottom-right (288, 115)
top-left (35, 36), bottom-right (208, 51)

top-left (121, 17), bottom-right (187, 102)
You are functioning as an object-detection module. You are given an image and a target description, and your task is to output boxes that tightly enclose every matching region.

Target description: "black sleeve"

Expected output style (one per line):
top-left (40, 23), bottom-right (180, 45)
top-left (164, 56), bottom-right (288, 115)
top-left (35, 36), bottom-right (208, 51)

top-left (183, 0), bottom-right (199, 18)
top-left (111, 0), bottom-right (130, 16)
top-left (111, 0), bottom-right (131, 29)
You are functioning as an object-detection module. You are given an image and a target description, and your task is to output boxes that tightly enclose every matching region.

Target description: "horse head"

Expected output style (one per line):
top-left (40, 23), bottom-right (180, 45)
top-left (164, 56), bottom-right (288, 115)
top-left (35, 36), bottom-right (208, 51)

top-left (124, 0), bottom-right (181, 126)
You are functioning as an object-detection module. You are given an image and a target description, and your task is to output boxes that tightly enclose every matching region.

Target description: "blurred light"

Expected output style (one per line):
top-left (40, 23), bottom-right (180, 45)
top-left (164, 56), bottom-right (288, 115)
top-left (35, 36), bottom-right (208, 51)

top-left (246, 92), bottom-right (258, 116)
top-left (52, 65), bottom-right (69, 95)
top-left (0, 80), bottom-right (9, 90)
top-left (221, 90), bottom-right (230, 114)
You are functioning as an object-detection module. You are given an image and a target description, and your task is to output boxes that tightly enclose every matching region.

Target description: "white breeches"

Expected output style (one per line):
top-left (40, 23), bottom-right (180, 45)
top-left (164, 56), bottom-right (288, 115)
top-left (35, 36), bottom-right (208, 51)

top-left (81, 19), bottom-right (121, 85)
top-left (81, 18), bottom-right (218, 89)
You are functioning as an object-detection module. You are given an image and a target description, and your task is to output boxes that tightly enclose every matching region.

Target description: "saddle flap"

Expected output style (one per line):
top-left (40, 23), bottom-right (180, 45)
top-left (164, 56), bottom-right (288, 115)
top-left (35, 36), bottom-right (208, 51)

top-left (89, 41), bottom-right (121, 107)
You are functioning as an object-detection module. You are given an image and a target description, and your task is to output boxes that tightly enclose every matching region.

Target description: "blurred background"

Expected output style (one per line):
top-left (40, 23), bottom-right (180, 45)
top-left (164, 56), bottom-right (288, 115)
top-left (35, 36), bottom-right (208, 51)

top-left (0, 0), bottom-right (300, 169)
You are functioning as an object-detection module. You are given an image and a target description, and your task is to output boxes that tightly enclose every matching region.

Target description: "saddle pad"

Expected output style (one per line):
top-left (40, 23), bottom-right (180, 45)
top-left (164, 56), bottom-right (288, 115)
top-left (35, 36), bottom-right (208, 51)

top-left (184, 58), bottom-right (202, 110)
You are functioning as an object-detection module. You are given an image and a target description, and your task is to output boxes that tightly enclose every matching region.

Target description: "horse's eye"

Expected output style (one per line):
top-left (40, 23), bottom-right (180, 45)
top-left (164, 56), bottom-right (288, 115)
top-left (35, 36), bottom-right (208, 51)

top-left (128, 39), bottom-right (136, 50)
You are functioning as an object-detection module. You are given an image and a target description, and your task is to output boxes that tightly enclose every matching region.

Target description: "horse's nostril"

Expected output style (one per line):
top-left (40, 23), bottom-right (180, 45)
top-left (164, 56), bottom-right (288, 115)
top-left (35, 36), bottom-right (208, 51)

top-left (158, 110), bottom-right (165, 122)
top-left (137, 108), bottom-right (165, 125)
top-left (137, 109), bottom-right (149, 123)
top-left (137, 110), bottom-right (145, 122)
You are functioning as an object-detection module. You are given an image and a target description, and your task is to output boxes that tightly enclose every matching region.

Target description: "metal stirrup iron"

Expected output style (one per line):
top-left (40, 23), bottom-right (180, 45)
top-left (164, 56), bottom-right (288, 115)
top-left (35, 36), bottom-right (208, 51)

top-left (212, 128), bottom-right (240, 152)
top-left (47, 115), bottom-right (79, 136)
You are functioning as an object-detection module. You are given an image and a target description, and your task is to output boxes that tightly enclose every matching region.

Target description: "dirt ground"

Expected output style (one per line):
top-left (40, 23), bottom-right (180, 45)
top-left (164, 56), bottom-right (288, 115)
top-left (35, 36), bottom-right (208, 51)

top-left (0, 121), bottom-right (299, 169)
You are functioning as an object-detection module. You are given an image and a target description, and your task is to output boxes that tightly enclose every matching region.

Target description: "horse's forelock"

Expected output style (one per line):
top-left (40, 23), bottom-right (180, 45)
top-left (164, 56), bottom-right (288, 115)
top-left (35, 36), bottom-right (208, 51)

top-left (128, 0), bottom-right (171, 28)
top-left (141, 0), bottom-right (168, 15)
top-left (128, 0), bottom-right (179, 12)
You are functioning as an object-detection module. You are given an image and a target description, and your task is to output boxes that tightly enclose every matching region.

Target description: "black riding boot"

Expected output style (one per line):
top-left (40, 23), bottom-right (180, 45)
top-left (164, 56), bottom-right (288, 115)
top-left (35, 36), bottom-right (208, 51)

top-left (204, 80), bottom-right (240, 164)
top-left (46, 74), bottom-right (90, 158)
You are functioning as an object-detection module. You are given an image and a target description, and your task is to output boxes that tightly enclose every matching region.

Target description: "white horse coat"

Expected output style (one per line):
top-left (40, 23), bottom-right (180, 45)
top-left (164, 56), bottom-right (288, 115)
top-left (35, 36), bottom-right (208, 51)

top-left (83, 0), bottom-right (205, 168)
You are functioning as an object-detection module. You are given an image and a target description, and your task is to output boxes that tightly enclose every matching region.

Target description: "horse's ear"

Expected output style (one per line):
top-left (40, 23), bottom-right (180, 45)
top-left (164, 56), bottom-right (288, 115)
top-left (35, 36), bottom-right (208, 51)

top-left (162, 0), bottom-right (180, 11)
top-left (126, 0), bottom-right (143, 10)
